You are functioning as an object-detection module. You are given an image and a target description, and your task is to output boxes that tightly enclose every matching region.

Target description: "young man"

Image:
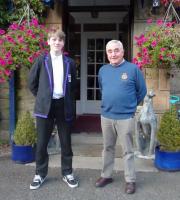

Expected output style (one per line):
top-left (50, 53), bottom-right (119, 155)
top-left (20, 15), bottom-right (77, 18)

top-left (95, 40), bottom-right (147, 194)
top-left (28, 28), bottom-right (78, 190)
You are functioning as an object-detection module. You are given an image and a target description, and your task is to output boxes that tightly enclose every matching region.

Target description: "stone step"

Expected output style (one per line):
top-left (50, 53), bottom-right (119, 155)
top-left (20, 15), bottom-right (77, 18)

top-left (72, 144), bottom-right (123, 158)
top-left (71, 132), bottom-right (121, 145)
top-left (48, 133), bottom-right (123, 157)
top-left (47, 155), bottom-right (157, 172)
top-left (29, 133), bottom-right (157, 172)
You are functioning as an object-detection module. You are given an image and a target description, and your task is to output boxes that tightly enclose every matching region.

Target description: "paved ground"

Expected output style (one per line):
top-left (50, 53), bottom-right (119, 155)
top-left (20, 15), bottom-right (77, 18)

top-left (1, 155), bottom-right (180, 200)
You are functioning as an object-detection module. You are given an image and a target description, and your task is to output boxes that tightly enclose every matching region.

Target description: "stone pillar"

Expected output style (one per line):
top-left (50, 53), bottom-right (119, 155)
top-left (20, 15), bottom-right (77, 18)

top-left (16, 68), bottom-right (35, 118)
top-left (144, 68), bottom-right (170, 113)
top-left (0, 82), bottom-right (9, 139)
top-left (45, 0), bottom-right (63, 29)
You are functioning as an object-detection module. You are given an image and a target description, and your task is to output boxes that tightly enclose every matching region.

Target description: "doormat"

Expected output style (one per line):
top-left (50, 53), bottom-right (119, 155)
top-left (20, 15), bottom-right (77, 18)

top-left (72, 114), bottom-right (101, 133)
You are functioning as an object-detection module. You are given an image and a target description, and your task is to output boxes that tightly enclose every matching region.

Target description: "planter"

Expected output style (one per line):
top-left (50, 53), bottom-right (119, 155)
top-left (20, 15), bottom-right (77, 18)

top-left (154, 146), bottom-right (180, 171)
top-left (11, 143), bottom-right (36, 164)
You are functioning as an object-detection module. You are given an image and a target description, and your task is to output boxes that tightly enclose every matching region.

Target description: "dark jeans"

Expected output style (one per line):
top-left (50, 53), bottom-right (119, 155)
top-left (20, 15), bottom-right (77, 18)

top-left (35, 98), bottom-right (73, 177)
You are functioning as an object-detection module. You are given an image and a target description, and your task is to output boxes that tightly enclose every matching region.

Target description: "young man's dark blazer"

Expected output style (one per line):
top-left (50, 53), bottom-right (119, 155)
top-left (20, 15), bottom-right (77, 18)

top-left (28, 53), bottom-right (77, 122)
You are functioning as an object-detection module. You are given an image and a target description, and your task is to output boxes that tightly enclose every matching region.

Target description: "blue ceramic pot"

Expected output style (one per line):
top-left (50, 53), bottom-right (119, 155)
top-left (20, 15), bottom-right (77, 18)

top-left (154, 146), bottom-right (180, 171)
top-left (12, 143), bottom-right (36, 164)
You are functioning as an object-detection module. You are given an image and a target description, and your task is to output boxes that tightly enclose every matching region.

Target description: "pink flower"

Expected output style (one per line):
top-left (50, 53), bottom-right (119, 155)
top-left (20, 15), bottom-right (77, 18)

top-left (159, 54), bottom-right (164, 60)
top-left (27, 29), bottom-right (33, 35)
top-left (17, 35), bottom-right (24, 43)
top-left (9, 23), bottom-right (19, 30)
top-left (0, 58), bottom-right (6, 66)
top-left (151, 40), bottom-right (157, 47)
top-left (28, 56), bottom-right (34, 63)
top-left (0, 39), bottom-right (4, 45)
top-left (0, 29), bottom-right (5, 35)
top-left (171, 54), bottom-right (176, 59)
top-left (160, 48), bottom-right (166, 52)
top-left (6, 35), bottom-right (15, 43)
top-left (142, 48), bottom-right (148, 53)
top-left (165, 22), bottom-right (173, 28)
top-left (147, 19), bottom-right (153, 24)
top-left (4, 69), bottom-right (11, 76)
top-left (31, 18), bottom-right (39, 27)
top-left (5, 51), bottom-right (12, 58)
top-left (31, 34), bottom-right (36, 39)
top-left (0, 78), bottom-right (6, 83)
top-left (156, 19), bottom-right (163, 26)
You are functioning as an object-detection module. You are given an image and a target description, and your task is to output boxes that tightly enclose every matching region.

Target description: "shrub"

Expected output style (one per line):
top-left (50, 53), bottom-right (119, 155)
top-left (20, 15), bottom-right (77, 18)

top-left (14, 111), bottom-right (37, 146)
top-left (157, 106), bottom-right (180, 151)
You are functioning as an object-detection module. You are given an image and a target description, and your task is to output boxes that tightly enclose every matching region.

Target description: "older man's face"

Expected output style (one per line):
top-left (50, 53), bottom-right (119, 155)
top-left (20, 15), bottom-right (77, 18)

top-left (106, 43), bottom-right (124, 66)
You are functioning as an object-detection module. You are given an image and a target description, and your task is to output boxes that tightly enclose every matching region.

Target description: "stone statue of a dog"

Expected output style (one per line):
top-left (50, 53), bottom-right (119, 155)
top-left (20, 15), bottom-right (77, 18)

top-left (135, 90), bottom-right (157, 159)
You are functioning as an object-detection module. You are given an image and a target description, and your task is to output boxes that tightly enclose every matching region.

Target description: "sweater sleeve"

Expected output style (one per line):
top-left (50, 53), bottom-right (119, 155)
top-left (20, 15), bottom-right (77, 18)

top-left (135, 68), bottom-right (147, 105)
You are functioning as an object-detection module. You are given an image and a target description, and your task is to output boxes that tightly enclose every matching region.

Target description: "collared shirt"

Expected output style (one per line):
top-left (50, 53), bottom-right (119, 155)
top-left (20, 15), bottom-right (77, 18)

top-left (50, 52), bottom-right (64, 99)
top-left (110, 59), bottom-right (125, 67)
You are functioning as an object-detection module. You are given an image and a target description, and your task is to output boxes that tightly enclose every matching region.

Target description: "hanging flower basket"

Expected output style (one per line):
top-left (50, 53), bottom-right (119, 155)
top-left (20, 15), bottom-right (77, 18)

top-left (133, 1), bottom-right (180, 69)
top-left (0, 18), bottom-right (48, 83)
top-left (133, 19), bottom-right (180, 69)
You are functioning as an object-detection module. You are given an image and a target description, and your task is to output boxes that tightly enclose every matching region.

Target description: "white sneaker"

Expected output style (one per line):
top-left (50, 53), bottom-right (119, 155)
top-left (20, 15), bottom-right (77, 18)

top-left (62, 174), bottom-right (78, 188)
top-left (30, 175), bottom-right (46, 190)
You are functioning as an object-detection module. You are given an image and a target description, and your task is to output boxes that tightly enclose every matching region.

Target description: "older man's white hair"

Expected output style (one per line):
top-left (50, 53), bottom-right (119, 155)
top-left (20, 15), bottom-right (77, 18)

top-left (106, 40), bottom-right (124, 50)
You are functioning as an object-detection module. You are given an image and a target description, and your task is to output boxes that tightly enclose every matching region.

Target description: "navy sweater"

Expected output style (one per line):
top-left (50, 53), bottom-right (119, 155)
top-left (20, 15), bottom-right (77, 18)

top-left (98, 61), bottom-right (147, 119)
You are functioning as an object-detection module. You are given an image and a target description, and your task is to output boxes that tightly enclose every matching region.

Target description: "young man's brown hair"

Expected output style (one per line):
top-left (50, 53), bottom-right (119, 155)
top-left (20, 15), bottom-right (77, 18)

top-left (48, 27), bottom-right (66, 41)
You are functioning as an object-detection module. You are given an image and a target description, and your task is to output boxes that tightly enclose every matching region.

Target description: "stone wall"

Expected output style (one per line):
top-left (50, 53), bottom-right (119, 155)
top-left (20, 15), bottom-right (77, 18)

top-left (170, 68), bottom-right (180, 96)
top-left (45, 0), bottom-right (63, 28)
top-left (0, 82), bottom-right (9, 140)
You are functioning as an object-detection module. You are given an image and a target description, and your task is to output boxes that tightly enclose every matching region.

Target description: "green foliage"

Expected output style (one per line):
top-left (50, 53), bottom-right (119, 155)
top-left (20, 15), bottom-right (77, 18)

top-left (10, 0), bottom-right (46, 23)
top-left (157, 106), bottom-right (180, 151)
top-left (14, 111), bottom-right (37, 146)
top-left (0, 0), bottom-right (11, 28)
top-left (0, 0), bottom-right (46, 28)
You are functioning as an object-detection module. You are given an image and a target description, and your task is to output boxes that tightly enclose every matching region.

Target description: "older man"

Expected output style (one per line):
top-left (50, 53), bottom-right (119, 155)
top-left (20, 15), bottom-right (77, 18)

top-left (95, 40), bottom-right (147, 194)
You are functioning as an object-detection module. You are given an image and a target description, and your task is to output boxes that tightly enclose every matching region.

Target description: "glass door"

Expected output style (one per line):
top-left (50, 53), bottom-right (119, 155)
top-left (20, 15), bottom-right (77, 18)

top-left (77, 32), bottom-right (117, 114)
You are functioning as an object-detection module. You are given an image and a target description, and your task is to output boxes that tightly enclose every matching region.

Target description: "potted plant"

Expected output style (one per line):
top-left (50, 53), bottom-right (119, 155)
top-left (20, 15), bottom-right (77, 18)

top-left (154, 106), bottom-right (180, 171)
top-left (133, 18), bottom-right (180, 69)
top-left (12, 111), bottom-right (37, 164)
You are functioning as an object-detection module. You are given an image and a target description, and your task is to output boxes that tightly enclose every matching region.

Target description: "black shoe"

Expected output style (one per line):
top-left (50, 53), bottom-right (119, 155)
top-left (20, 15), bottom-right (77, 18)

top-left (63, 174), bottom-right (78, 188)
top-left (30, 175), bottom-right (46, 190)
top-left (95, 177), bottom-right (113, 187)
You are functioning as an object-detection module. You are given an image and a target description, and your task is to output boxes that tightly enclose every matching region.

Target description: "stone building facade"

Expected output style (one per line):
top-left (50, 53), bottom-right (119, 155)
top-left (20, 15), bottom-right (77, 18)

top-left (0, 0), bottom-right (179, 140)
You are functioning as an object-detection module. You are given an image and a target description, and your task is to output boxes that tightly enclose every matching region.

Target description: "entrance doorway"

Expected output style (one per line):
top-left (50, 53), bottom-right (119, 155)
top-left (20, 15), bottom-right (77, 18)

top-left (67, 5), bottom-right (132, 132)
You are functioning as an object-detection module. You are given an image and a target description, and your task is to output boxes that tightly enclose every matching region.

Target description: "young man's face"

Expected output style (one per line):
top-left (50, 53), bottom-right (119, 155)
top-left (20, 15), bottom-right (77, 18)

top-left (106, 43), bottom-right (124, 66)
top-left (47, 36), bottom-right (64, 55)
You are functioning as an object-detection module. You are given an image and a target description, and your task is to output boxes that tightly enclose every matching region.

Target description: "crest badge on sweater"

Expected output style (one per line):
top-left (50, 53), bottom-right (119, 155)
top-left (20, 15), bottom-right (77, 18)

top-left (121, 73), bottom-right (128, 80)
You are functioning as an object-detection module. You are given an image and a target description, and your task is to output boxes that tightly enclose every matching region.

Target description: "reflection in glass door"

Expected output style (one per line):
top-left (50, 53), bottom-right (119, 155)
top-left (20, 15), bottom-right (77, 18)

top-left (77, 32), bottom-right (117, 114)
top-left (87, 38), bottom-right (110, 101)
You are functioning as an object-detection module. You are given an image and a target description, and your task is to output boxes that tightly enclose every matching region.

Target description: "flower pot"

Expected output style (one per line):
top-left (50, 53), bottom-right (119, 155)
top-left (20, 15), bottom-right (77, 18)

top-left (154, 146), bottom-right (180, 171)
top-left (11, 143), bottom-right (36, 164)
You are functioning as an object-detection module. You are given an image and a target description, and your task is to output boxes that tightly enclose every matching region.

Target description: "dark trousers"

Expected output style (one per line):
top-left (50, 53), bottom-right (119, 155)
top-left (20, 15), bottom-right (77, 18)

top-left (35, 98), bottom-right (73, 177)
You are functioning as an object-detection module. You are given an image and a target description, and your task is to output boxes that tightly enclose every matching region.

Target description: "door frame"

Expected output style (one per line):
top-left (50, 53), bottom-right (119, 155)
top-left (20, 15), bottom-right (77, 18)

top-left (76, 31), bottom-right (118, 114)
